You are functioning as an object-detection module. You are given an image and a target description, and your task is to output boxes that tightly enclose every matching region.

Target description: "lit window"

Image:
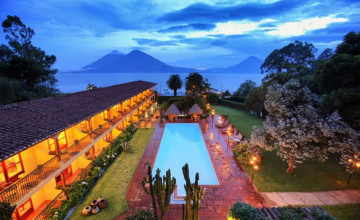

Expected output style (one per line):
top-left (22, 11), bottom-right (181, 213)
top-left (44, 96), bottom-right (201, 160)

top-left (0, 166), bottom-right (6, 185)
top-left (100, 110), bottom-right (108, 120)
top-left (58, 132), bottom-right (67, 150)
top-left (1, 154), bottom-right (24, 183)
top-left (80, 120), bottom-right (88, 132)
top-left (16, 198), bottom-right (34, 219)
top-left (48, 138), bottom-right (56, 152)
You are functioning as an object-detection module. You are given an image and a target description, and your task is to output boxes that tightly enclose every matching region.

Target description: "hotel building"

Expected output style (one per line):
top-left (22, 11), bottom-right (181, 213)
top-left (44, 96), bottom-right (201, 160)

top-left (0, 81), bottom-right (156, 219)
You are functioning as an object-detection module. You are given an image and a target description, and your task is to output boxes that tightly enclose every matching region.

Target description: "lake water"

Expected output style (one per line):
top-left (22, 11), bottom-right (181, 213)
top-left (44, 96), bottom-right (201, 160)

top-left (56, 72), bottom-right (264, 94)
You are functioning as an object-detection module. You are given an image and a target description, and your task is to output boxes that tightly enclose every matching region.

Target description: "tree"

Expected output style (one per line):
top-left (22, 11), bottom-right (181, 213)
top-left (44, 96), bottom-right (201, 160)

top-left (250, 79), bottom-right (360, 173)
top-left (185, 72), bottom-right (206, 94)
top-left (261, 41), bottom-right (317, 74)
top-left (86, 83), bottom-right (98, 90)
top-left (166, 74), bottom-right (183, 97)
top-left (317, 48), bottom-right (334, 61)
top-left (0, 15), bottom-right (58, 104)
top-left (221, 89), bottom-right (231, 98)
top-left (245, 86), bottom-right (266, 117)
top-left (233, 80), bottom-right (256, 97)
top-left (314, 31), bottom-right (360, 129)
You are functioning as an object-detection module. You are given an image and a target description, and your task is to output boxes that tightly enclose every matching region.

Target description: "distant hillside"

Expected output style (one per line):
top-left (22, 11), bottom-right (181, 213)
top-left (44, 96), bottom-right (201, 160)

top-left (83, 50), bottom-right (124, 71)
top-left (81, 50), bottom-right (197, 73)
top-left (207, 56), bottom-right (263, 73)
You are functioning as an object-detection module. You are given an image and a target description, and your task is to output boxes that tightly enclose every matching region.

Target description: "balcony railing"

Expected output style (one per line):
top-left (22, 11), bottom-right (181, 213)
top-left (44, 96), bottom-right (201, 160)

top-left (70, 161), bottom-right (94, 184)
top-left (61, 135), bottom-right (93, 163)
top-left (34, 190), bottom-right (67, 220)
top-left (0, 156), bottom-right (60, 204)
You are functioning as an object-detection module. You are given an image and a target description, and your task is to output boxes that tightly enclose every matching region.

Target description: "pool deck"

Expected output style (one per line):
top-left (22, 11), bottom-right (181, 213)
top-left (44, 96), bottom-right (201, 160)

top-left (116, 116), bottom-right (264, 219)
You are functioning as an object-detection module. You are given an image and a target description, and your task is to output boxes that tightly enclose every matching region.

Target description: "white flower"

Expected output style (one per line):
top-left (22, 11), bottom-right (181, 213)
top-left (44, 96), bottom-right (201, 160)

top-left (112, 155), bottom-right (115, 158)
top-left (82, 181), bottom-right (88, 185)
top-left (103, 163), bottom-right (107, 166)
top-left (106, 155), bottom-right (110, 158)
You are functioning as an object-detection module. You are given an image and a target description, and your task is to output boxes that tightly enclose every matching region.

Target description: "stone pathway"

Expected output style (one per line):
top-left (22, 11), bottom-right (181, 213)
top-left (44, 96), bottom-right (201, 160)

top-left (261, 190), bottom-right (360, 207)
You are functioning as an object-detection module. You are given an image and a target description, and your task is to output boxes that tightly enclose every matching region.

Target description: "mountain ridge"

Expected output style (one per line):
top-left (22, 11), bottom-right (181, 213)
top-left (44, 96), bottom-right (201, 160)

top-left (81, 50), bottom-right (263, 73)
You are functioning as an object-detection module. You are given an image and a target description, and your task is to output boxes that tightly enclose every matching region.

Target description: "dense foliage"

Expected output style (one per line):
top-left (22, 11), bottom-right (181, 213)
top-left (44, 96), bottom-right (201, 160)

top-left (0, 15), bottom-right (58, 105)
top-left (228, 202), bottom-right (268, 220)
top-left (251, 79), bottom-right (360, 173)
top-left (185, 72), bottom-right (210, 94)
top-left (278, 206), bottom-right (306, 220)
top-left (313, 31), bottom-right (360, 130)
top-left (0, 202), bottom-right (16, 220)
top-left (233, 80), bottom-right (256, 98)
top-left (245, 31), bottom-right (360, 174)
top-left (126, 209), bottom-right (157, 220)
top-left (166, 74), bottom-right (183, 97)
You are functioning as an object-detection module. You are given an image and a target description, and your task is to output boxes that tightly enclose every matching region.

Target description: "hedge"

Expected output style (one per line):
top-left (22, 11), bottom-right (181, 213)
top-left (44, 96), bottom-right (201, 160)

top-left (218, 99), bottom-right (247, 111)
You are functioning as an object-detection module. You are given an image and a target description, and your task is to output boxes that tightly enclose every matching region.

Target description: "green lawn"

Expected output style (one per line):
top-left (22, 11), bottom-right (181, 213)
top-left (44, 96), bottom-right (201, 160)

top-left (323, 204), bottom-right (360, 220)
top-left (213, 105), bottom-right (360, 192)
top-left (213, 105), bottom-right (264, 138)
top-left (69, 128), bottom-right (154, 220)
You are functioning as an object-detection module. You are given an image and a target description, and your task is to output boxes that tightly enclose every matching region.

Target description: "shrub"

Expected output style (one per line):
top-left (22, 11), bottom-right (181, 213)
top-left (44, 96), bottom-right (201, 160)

top-left (278, 206), bottom-right (306, 220)
top-left (218, 99), bottom-right (247, 111)
top-left (126, 209), bottom-right (157, 220)
top-left (207, 92), bottom-right (219, 104)
top-left (233, 143), bottom-right (251, 166)
top-left (228, 202), bottom-right (267, 220)
top-left (225, 96), bottom-right (245, 103)
top-left (311, 209), bottom-right (336, 220)
top-left (0, 202), bottom-right (16, 220)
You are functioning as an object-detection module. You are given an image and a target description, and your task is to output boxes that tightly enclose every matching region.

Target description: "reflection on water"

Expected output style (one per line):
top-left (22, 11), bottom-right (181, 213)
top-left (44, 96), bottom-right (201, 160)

top-left (56, 72), bottom-right (264, 94)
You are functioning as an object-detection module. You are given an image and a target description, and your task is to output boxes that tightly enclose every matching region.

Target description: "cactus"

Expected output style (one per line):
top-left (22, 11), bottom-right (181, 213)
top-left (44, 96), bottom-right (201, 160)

top-left (142, 166), bottom-right (176, 220)
top-left (182, 163), bottom-right (206, 220)
top-left (142, 166), bottom-right (158, 220)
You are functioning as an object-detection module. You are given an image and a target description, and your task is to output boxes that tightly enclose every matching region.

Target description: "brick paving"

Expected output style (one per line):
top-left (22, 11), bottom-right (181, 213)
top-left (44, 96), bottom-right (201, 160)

top-left (262, 190), bottom-right (360, 207)
top-left (116, 116), bottom-right (264, 220)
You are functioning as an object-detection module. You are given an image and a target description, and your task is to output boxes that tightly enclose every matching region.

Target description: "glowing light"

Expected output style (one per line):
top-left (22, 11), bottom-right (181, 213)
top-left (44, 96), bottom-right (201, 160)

top-left (254, 165), bottom-right (259, 170)
top-left (250, 160), bottom-right (254, 165)
top-left (252, 156), bottom-right (257, 161)
top-left (356, 162), bottom-right (360, 168)
top-left (348, 158), bottom-right (353, 163)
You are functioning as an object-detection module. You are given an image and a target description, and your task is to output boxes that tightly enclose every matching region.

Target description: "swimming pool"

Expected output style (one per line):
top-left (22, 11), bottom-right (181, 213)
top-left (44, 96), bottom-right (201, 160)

top-left (152, 123), bottom-right (219, 197)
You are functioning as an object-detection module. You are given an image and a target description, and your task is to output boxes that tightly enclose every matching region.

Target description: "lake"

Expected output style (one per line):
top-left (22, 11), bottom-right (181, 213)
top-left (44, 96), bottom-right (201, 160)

top-left (56, 72), bottom-right (264, 95)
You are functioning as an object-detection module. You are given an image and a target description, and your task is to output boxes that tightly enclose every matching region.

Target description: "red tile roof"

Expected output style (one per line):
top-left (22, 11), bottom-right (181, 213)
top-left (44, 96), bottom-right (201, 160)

top-left (0, 80), bottom-right (156, 160)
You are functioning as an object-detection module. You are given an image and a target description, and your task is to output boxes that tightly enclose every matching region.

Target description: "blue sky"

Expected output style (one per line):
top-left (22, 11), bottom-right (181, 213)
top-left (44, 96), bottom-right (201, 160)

top-left (0, 0), bottom-right (359, 70)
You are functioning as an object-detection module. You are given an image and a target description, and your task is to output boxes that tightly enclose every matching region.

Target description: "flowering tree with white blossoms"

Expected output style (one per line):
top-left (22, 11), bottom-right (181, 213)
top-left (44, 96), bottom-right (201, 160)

top-left (250, 79), bottom-right (360, 173)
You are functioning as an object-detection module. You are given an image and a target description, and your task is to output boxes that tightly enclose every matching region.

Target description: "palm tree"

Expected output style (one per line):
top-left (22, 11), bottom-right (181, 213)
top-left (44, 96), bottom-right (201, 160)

top-left (185, 72), bottom-right (206, 94)
top-left (166, 74), bottom-right (183, 97)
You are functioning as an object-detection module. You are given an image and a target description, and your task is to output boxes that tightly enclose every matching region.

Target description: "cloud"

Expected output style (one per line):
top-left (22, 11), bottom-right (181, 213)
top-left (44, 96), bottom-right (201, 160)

top-left (159, 1), bottom-right (306, 23)
top-left (133, 38), bottom-right (179, 46)
top-left (158, 23), bottom-right (216, 33)
top-left (267, 17), bottom-right (348, 37)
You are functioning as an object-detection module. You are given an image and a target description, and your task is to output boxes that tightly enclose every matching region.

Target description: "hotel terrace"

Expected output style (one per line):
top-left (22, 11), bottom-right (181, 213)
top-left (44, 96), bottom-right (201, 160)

top-left (0, 81), bottom-right (156, 220)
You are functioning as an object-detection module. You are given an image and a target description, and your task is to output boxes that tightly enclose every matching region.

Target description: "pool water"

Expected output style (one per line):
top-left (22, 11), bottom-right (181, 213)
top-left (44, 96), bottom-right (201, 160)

top-left (152, 123), bottom-right (219, 197)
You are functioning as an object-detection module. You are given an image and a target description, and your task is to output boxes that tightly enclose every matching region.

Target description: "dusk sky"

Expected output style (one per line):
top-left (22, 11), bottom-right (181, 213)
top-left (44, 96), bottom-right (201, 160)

top-left (1, 0), bottom-right (359, 70)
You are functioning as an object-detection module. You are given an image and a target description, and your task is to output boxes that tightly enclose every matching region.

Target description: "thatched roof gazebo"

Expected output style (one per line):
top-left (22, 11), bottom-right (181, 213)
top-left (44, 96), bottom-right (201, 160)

top-left (188, 104), bottom-right (203, 115)
top-left (165, 104), bottom-right (181, 117)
